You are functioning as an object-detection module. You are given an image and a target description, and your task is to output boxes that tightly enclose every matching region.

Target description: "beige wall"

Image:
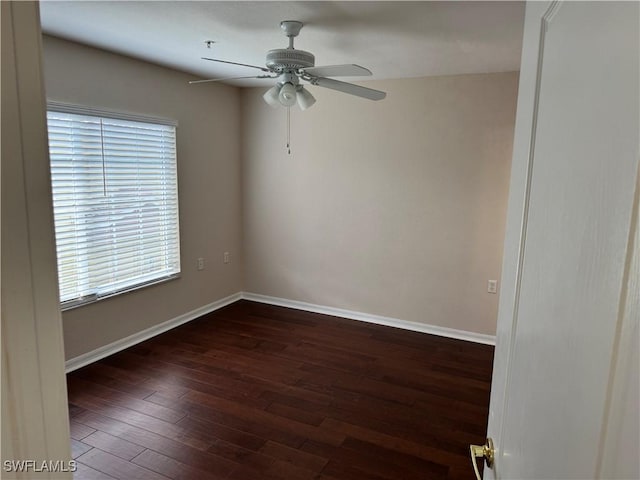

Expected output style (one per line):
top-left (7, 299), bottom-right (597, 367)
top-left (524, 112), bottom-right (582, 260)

top-left (43, 34), bottom-right (516, 356)
top-left (42, 36), bottom-right (244, 359)
top-left (241, 73), bottom-right (518, 335)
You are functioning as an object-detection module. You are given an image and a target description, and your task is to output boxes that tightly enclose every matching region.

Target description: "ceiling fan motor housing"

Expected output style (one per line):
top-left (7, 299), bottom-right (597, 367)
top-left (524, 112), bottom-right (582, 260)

top-left (266, 48), bottom-right (315, 72)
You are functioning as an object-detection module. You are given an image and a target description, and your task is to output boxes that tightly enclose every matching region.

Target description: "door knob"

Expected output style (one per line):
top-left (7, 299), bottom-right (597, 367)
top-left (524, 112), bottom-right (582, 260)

top-left (470, 437), bottom-right (494, 480)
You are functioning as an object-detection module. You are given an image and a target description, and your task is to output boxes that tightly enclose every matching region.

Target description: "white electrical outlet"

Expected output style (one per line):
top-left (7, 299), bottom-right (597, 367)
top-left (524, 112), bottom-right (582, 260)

top-left (488, 280), bottom-right (498, 294)
top-left (223, 252), bottom-right (230, 264)
top-left (197, 257), bottom-right (205, 270)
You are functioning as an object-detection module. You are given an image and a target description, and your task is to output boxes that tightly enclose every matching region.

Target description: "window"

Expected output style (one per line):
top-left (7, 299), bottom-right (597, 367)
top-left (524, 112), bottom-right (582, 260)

top-left (47, 103), bottom-right (180, 309)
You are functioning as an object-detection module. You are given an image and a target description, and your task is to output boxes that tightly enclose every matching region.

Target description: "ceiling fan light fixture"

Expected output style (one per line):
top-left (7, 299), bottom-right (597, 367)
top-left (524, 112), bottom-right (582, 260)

top-left (296, 87), bottom-right (316, 111)
top-left (263, 85), bottom-right (281, 108)
top-left (278, 82), bottom-right (297, 107)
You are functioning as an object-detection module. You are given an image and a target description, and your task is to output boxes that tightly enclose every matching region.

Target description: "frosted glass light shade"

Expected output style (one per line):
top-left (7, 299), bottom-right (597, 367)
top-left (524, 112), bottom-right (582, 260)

top-left (297, 87), bottom-right (316, 111)
top-left (263, 85), bottom-right (281, 108)
top-left (278, 83), bottom-right (297, 107)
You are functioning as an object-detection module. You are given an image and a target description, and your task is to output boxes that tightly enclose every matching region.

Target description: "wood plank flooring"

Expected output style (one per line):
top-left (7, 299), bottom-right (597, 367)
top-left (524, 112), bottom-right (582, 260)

top-left (67, 300), bottom-right (494, 479)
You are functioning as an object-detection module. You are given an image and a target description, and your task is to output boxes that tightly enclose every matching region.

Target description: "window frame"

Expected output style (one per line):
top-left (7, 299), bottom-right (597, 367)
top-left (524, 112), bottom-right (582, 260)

top-left (46, 101), bottom-right (181, 311)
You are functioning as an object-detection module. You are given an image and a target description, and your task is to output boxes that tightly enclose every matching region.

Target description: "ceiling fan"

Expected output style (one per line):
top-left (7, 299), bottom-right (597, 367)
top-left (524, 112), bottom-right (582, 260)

top-left (190, 20), bottom-right (386, 110)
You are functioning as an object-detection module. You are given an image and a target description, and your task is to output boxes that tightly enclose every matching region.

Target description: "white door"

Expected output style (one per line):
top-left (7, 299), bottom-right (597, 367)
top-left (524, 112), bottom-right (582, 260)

top-left (482, 1), bottom-right (639, 479)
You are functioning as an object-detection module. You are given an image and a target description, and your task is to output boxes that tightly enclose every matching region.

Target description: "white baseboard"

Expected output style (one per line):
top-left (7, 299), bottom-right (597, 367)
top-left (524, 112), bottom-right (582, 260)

top-left (241, 292), bottom-right (496, 346)
top-left (64, 292), bottom-right (242, 373)
top-left (66, 291), bottom-right (495, 372)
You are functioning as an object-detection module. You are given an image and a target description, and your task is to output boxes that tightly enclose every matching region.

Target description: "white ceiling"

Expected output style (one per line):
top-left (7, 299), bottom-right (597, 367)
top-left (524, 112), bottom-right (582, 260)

top-left (39, 1), bottom-right (525, 87)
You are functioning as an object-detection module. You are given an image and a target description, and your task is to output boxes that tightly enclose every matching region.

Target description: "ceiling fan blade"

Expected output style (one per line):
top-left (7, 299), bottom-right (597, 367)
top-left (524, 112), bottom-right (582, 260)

top-left (309, 77), bottom-right (386, 101)
top-left (300, 64), bottom-right (372, 77)
top-left (201, 57), bottom-right (271, 73)
top-left (189, 75), bottom-right (276, 85)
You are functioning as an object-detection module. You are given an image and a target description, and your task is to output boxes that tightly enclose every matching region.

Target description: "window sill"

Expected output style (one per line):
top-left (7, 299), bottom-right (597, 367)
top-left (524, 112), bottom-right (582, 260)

top-left (60, 273), bottom-right (181, 312)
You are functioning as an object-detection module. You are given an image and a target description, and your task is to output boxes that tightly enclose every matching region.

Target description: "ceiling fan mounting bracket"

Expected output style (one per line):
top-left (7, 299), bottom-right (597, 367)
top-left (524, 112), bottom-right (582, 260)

top-left (280, 21), bottom-right (303, 38)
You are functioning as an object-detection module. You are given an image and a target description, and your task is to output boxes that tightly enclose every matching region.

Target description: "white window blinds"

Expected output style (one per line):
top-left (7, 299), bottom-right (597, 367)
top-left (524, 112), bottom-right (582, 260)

top-left (47, 106), bottom-right (180, 308)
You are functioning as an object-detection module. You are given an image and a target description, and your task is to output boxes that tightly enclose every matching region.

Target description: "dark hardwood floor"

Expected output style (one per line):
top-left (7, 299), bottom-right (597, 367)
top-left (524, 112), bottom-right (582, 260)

top-left (67, 300), bottom-right (494, 480)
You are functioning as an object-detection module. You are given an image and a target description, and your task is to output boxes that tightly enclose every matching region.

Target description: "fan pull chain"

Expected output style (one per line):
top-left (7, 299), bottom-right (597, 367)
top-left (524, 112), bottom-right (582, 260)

top-left (286, 107), bottom-right (291, 155)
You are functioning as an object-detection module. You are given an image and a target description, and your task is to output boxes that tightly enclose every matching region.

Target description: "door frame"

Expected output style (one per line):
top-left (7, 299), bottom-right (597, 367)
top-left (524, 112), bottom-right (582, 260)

top-left (1, 2), bottom-right (72, 478)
